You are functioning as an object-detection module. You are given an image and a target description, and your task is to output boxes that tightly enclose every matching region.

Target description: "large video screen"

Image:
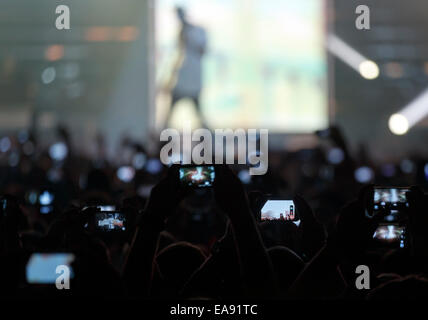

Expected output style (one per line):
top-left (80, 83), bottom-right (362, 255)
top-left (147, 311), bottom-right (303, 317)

top-left (156, 0), bottom-right (328, 132)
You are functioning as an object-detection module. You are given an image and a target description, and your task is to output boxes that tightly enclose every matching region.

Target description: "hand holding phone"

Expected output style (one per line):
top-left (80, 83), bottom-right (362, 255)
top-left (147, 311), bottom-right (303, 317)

top-left (26, 253), bottom-right (75, 284)
top-left (179, 165), bottom-right (215, 188)
top-left (95, 211), bottom-right (127, 232)
top-left (367, 186), bottom-right (410, 249)
top-left (260, 199), bottom-right (300, 224)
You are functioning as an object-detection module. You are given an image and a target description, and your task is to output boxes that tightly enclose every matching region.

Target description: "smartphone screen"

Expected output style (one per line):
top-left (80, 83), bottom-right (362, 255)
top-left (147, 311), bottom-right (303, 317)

top-left (373, 224), bottom-right (406, 248)
top-left (261, 200), bottom-right (299, 222)
top-left (373, 188), bottom-right (410, 213)
top-left (98, 205), bottom-right (116, 211)
top-left (26, 253), bottom-right (75, 284)
top-left (95, 211), bottom-right (126, 232)
top-left (179, 166), bottom-right (215, 188)
top-left (82, 205), bottom-right (116, 212)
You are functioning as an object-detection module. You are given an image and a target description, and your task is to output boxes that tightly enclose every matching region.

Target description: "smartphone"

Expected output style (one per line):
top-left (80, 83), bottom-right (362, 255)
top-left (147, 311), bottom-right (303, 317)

top-left (372, 187), bottom-right (410, 216)
top-left (370, 187), bottom-right (410, 249)
top-left (373, 224), bottom-right (406, 249)
top-left (82, 205), bottom-right (116, 212)
top-left (98, 205), bottom-right (116, 211)
top-left (179, 165), bottom-right (215, 188)
top-left (260, 200), bottom-right (299, 224)
top-left (95, 211), bottom-right (126, 232)
top-left (26, 253), bottom-right (75, 284)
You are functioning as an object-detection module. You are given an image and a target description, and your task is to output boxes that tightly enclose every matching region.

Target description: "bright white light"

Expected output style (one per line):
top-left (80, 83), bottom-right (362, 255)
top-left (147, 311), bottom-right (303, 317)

top-left (354, 166), bottom-right (374, 183)
top-left (327, 34), bottom-right (379, 80)
top-left (389, 113), bottom-right (409, 135)
top-left (390, 87), bottom-right (428, 132)
top-left (424, 163), bottom-right (428, 180)
top-left (132, 153), bottom-right (147, 169)
top-left (238, 170), bottom-right (251, 184)
top-left (117, 166), bottom-right (135, 183)
top-left (145, 159), bottom-right (163, 175)
top-left (49, 142), bottom-right (68, 161)
top-left (39, 191), bottom-right (54, 205)
top-left (0, 137), bottom-right (11, 153)
top-left (41, 67), bottom-right (56, 84)
top-left (327, 147), bottom-right (345, 164)
top-left (359, 60), bottom-right (379, 80)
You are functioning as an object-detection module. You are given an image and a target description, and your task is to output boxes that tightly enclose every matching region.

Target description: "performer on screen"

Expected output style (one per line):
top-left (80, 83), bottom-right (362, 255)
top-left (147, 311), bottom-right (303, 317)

top-left (163, 7), bottom-right (208, 128)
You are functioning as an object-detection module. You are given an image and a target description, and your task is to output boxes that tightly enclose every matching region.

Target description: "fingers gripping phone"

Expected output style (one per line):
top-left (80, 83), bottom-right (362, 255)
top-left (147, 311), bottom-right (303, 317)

top-left (179, 165), bottom-right (215, 188)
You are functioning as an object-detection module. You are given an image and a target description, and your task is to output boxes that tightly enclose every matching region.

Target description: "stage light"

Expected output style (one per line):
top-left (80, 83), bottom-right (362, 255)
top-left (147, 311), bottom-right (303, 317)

top-left (388, 113), bottom-right (409, 135)
top-left (384, 62), bottom-right (404, 79)
top-left (49, 142), bottom-right (68, 161)
top-left (39, 191), bottom-right (54, 206)
top-left (0, 137), bottom-right (11, 153)
top-left (117, 166), bottom-right (135, 183)
top-left (354, 166), bottom-right (374, 183)
top-left (238, 169), bottom-right (251, 184)
top-left (389, 88), bottom-right (428, 134)
top-left (327, 34), bottom-right (379, 80)
top-left (45, 45), bottom-right (64, 61)
top-left (41, 67), bottom-right (56, 84)
top-left (132, 153), bottom-right (147, 169)
top-left (85, 27), bottom-right (111, 42)
top-left (424, 163), bottom-right (428, 181)
top-left (117, 26), bottom-right (139, 42)
top-left (359, 60), bottom-right (379, 80)
top-left (327, 147), bottom-right (344, 164)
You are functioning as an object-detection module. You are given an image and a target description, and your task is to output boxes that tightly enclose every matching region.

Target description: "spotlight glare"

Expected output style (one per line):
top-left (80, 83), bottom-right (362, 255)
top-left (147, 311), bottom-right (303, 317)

top-left (389, 113), bottom-right (409, 135)
top-left (359, 60), bottom-right (379, 80)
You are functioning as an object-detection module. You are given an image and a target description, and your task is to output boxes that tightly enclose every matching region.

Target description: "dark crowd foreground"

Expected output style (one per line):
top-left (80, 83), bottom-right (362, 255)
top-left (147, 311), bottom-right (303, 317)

top-left (1, 126), bottom-right (428, 300)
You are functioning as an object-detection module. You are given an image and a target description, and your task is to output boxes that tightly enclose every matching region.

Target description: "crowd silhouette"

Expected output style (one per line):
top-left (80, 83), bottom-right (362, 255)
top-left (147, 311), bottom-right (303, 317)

top-left (1, 125), bottom-right (428, 300)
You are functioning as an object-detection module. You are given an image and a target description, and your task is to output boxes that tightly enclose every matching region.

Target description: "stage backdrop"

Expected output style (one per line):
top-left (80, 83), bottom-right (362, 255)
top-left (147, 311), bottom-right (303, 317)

top-left (155, 0), bottom-right (328, 132)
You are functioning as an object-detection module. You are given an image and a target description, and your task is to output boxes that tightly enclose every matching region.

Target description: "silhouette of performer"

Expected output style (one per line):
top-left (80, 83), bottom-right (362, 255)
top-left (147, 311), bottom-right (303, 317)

top-left (164, 7), bottom-right (208, 128)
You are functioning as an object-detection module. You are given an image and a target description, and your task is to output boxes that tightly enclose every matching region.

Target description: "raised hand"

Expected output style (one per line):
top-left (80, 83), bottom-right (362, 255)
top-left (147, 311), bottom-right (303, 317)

top-left (293, 194), bottom-right (326, 260)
